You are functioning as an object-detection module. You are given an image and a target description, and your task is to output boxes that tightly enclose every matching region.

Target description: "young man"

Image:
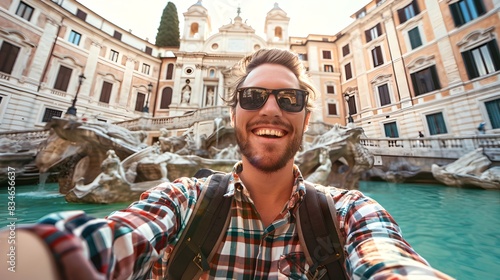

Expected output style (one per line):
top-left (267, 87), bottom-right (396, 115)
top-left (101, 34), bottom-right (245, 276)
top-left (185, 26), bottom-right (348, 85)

top-left (1, 49), bottom-right (453, 279)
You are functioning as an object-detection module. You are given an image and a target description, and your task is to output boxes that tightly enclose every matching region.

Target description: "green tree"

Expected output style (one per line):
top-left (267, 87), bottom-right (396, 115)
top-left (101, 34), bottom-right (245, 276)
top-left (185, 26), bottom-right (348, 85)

top-left (155, 2), bottom-right (180, 47)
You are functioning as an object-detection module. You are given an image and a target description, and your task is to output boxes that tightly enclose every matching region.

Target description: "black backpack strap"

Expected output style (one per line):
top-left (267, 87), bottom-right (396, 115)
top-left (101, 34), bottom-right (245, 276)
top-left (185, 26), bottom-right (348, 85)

top-left (297, 182), bottom-right (347, 280)
top-left (165, 173), bottom-right (233, 280)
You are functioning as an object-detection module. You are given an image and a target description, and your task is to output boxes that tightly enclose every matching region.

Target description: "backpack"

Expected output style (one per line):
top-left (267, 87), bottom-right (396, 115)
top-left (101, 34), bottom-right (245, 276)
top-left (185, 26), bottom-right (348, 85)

top-left (165, 169), bottom-right (347, 280)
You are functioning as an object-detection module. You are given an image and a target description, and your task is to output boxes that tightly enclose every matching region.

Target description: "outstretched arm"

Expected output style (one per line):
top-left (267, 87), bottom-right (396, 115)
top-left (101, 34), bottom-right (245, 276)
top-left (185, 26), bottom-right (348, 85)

top-left (333, 189), bottom-right (454, 279)
top-left (0, 178), bottom-right (202, 279)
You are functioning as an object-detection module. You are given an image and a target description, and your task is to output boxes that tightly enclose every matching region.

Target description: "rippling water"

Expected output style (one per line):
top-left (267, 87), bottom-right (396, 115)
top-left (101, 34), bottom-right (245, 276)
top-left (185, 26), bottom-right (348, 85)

top-left (1, 182), bottom-right (499, 279)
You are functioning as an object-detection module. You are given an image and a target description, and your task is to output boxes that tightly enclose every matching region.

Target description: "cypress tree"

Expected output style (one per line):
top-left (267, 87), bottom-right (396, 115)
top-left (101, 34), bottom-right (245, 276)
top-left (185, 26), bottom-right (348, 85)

top-left (155, 2), bottom-right (180, 47)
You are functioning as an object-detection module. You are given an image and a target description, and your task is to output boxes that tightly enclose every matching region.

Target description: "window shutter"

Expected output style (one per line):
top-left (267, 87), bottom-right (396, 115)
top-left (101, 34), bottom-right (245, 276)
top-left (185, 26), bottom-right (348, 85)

top-left (413, 0), bottom-right (420, 14)
top-left (100, 82), bottom-right (112, 103)
top-left (487, 40), bottom-right (500, 71)
top-left (449, 4), bottom-right (464, 27)
top-left (430, 66), bottom-right (441, 90)
top-left (365, 29), bottom-right (372, 42)
top-left (461, 51), bottom-right (478, 79)
top-left (376, 23), bottom-right (383, 36)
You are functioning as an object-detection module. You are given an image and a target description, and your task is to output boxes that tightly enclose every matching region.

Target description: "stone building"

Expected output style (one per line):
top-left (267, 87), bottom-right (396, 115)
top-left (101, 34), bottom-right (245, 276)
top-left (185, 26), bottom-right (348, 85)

top-left (0, 0), bottom-right (499, 144)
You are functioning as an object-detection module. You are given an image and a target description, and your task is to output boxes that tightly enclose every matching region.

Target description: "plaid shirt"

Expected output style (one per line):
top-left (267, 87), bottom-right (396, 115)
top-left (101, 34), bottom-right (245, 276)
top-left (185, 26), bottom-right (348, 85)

top-left (24, 162), bottom-right (453, 279)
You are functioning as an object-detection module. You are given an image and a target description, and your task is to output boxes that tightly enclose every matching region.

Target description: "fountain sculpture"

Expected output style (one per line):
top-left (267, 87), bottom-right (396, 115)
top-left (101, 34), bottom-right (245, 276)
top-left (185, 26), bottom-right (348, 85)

top-left (33, 117), bottom-right (374, 203)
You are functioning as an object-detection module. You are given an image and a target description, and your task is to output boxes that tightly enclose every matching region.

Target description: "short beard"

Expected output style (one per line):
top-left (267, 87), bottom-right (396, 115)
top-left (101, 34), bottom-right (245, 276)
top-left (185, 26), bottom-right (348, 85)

top-left (235, 122), bottom-right (303, 173)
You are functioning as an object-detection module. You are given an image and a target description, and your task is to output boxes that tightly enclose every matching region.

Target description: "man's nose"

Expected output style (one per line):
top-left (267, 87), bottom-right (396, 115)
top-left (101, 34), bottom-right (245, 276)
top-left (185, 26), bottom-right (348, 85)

top-left (259, 94), bottom-right (282, 116)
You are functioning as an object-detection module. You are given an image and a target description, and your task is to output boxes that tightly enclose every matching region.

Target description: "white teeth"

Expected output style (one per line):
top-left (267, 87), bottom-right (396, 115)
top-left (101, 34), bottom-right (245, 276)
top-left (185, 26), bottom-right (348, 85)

top-left (255, 129), bottom-right (284, 137)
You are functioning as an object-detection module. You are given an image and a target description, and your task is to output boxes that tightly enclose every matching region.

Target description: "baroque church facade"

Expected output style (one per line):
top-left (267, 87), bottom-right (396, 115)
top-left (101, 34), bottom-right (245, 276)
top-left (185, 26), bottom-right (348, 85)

top-left (0, 0), bottom-right (499, 145)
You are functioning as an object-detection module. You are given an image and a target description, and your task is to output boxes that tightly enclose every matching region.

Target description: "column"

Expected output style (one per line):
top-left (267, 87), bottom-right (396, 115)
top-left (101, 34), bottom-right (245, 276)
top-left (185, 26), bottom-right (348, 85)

top-left (381, 10), bottom-right (412, 108)
top-left (28, 16), bottom-right (60, 82)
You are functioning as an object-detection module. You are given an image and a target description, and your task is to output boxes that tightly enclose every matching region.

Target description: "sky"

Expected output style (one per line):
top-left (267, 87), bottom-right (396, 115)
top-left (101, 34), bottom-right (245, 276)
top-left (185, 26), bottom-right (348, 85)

top-left (77, 0), bottom-right (370, 43)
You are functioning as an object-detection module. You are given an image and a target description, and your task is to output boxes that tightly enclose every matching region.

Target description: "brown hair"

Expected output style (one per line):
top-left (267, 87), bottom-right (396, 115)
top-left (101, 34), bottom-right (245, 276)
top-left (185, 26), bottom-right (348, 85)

top-left (226, 48), bottom-right (317, 112)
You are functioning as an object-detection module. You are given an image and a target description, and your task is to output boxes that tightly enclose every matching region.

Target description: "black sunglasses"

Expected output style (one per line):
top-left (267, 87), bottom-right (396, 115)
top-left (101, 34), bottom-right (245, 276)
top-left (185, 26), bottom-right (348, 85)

top-left (236, 87), bottom-right (309, 113)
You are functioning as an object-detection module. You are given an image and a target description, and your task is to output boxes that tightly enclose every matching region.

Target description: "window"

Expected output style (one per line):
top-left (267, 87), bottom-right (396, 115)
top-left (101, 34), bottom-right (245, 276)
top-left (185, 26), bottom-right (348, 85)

top-left (0, 42), bottom-right (20, 75)
top-left (160, 87), bottom-right (173, 109)
top-left (16, 1), bottom-right (34, 21)
top-left (326, 85), bottom-right (335, 94)
top-left (372, 46), bottom-right (384, 67)
top-left (450, 0), bottom-right (486, 27)
top-left (76, 9), bottom-right (87, 21)
top-left (209, 69), bottom-right (216, 78)
top-left (324, 65), bottom-right (334, 72)
top-left (53, 65), bottom-right (73, 92)
top-left (142, 64), bottom-right (150, 75)
top-left (462, 40), bottom-right (500, 79)
top-left (398, 1), bottom-right (420, 24)
top-left (135, 92), bottom-right (145, 111)
top-left (342, 44), bottom-right (350, 57)
top-left (378, 84), bottom-right (391, 106)
top-left (298, 53), bottom-right (308, 61)
top-left (113, 31), bottom-right (122, 41)
top-left (410, 65), bottom-right (441, 96)
top-left (110, 50), bottom-right (119, 62)
top-left (145, 46), bottom-right (153, 55)
top-left (42, 108), bottom-right (63, 122)
top-left (365, 23), bottom-right (383, 43)
top-left (327, 103), bottom-right (337, 115)
top-left (485, 98), bottom-right (500, 129)
top-left (344, 63), bottom-right (352, 80)
top-left (408, 27), bottom-right (423, 49)
top-left (190, 23), bottom-right (199, 38)
top-left (356, 9), bottom-right (366, 19)
top-left (322, 50), bottom-right (332, 59)
top-left (99, 81), bottom-right (113, 103)
top-left (384, 122), bottom-right (399, 137)
top-left (68, 30), bottom-right (81, 46)
top-left (426, 112), bottom-right (448, 135)
top-left (347, 95), bottom-right (357, 114)
top-left (166, 63), bottom-right (174, 80)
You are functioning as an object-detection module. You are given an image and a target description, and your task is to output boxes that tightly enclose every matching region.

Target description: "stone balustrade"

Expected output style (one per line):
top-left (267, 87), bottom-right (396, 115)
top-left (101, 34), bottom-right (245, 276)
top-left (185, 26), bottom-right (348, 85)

top-left (361, 134), bottom-right (500, 161)
top-left (114, 106), bottom-right (231, 131)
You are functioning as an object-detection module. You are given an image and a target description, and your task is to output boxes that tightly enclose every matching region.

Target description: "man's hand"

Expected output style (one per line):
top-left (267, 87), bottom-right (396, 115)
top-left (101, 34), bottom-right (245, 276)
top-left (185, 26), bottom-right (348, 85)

top-left (0, 229), bottom-right (61, 280)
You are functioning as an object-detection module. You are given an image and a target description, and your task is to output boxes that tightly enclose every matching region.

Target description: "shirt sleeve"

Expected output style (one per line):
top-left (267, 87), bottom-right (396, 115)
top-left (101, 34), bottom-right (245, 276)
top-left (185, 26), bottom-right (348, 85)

top-left (333, 189), bottom-right (455, 280)
top-left (21, 177), bottom-right (203, 280)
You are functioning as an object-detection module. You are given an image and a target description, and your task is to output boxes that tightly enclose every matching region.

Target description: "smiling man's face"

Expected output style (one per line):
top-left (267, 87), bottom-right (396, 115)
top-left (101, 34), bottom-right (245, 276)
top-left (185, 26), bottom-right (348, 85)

top-left (231, 63), bottom-right (310, 173)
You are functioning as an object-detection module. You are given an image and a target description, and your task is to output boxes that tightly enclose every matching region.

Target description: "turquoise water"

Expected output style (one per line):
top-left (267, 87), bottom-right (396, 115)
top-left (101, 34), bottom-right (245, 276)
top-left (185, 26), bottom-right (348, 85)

top-left (1, 181), bottom-right (499, 279)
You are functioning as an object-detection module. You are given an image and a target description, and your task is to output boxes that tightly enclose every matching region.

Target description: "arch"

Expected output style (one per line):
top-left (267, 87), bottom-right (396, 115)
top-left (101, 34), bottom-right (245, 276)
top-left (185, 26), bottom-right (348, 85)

top-left (160, 87), bottom-right (173, 109)
top-left (274, 26), bottom-right (283, 40)
top-left (190, 23), bottom-right (199, 38)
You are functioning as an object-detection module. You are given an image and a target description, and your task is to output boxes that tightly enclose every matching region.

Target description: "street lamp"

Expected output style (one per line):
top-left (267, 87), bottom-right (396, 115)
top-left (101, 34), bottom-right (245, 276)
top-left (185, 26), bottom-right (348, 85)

top-left (344, 92), bottom-right (354, 123)
top-left (66, 73), bottom-right (86, 116)
top-left (142, 82), bottom-right (153, 113)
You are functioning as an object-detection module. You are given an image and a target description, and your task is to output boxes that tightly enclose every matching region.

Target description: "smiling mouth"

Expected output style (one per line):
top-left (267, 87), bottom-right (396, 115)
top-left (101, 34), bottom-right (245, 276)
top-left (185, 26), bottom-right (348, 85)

top-left (253, 128), bottom-right (286, 138)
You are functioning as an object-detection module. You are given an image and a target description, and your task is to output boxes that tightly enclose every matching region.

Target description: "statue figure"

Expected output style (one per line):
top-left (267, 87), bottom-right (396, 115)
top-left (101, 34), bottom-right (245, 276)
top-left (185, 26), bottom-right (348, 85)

top-left (305, 148), bottom-right (332, 185)
top-left (181, 79), bottom-right (191, 104)
top-left (206, 87), bottom-right (215, 106)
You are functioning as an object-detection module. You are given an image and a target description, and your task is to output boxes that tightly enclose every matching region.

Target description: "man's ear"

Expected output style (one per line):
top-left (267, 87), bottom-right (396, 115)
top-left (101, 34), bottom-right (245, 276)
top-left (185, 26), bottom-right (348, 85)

top-left (303, 111), bottom-right (311, 132)
top-left (230, 108), bottom-right (235, 127)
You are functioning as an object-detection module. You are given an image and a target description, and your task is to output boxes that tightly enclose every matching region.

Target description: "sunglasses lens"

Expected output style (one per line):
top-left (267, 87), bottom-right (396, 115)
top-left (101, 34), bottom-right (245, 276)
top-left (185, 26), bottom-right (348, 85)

top-left (238, 88), bottom-right (307, 112)
top-left (239, 88), bottom-right (268, 110)
top-left (276, 90), bottom-right (306, 112)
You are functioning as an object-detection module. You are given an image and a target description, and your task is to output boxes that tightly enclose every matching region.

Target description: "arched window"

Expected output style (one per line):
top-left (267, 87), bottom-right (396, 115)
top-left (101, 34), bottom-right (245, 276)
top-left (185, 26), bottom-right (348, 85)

top-left (274, 26), bottom-right (283, 40)
top-left (190, 23), bottom-right (199, 38)
top-left (166, 63), bottom-right (174, 80)
top-left (160, 87), bottom-right (173, 109)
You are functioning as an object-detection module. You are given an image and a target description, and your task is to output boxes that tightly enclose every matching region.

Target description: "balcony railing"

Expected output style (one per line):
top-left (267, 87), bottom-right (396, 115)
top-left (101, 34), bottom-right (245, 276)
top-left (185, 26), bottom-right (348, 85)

top-left (361, 135), bottom-right (500, 161)
top-left (114, 106), bottom-right (231, 131)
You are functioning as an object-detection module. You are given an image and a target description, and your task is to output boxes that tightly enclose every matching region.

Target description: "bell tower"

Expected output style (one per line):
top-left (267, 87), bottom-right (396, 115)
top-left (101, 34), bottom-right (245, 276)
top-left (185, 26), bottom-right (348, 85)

top-left (264, 3), bottom-right (290, 49)
top-left (180, 0), bottom-right (212, 52)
